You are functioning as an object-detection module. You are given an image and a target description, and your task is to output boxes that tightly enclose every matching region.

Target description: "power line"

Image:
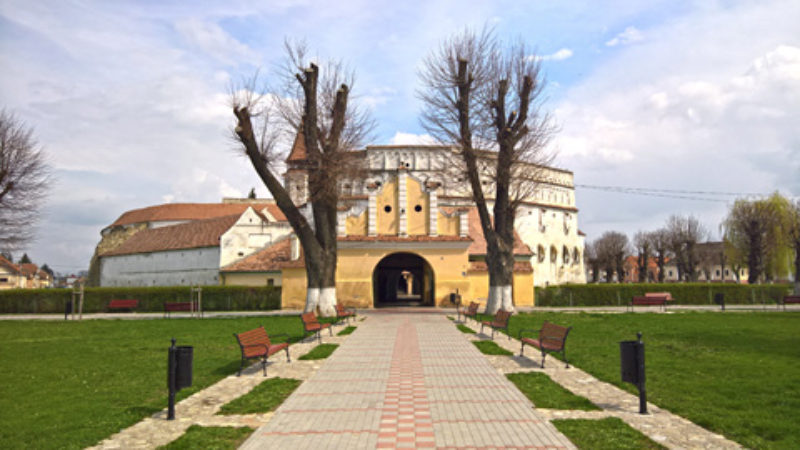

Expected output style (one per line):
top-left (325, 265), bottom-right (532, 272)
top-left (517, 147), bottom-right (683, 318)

top-left (574, 184), bottom-right (774, 203)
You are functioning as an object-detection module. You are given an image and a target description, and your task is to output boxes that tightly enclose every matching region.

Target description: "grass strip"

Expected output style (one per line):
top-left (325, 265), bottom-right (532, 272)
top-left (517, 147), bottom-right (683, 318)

top-left (552, 418), bottom-right (666, 450)
top-left (298, 343), bottom-right (339, 360)
top-left (508, 312), bottom-right (800, 448)
top-left (472, 340), bottom-right (513, 355)
top-left (158, 425), bottom-right (254, 450)
top-left (218, 377), bottom-right (301, 415)
top-left (337, 326), bottom-right (356, 336)
top-left (0, 316), bottom-right (308, 450)
top-left (457, 324), bottom-right (476, 334)
top-left (506, 372), bottom-right (598, 411)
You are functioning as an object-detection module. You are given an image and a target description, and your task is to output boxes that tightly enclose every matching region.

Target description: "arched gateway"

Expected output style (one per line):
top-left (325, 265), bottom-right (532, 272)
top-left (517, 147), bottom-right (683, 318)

top-left (373, 252), bottom-right (435, 307)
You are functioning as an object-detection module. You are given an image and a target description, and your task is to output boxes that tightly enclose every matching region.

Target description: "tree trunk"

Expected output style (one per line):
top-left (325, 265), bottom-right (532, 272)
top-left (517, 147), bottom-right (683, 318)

top-left (485, 240), bottom-right (515, 314)
top-left (302, 246), bottom-right (338, 316)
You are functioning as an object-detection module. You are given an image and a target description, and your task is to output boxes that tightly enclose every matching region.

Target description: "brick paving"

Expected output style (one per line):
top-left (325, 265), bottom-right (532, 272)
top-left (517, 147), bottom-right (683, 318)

top-left (241, 313), bottom-right (574, 449)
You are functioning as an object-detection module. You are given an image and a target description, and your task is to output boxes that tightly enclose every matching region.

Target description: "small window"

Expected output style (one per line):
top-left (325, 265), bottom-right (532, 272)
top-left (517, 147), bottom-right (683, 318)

top-left (550, 246), bottom-right (558, 263)
top-left (537, 245), bottom-right (545, 263)
top-left (715, 270), bottom-right (720, 276)
top-left (384, 205), bottom-right (392, 213)
top-left (668, 270), bottom-right (673, 277)
top-left (0, 277), bottom-right (8, 282)
top-left (267, 279), bottom-right (274, 286)
top-left (414, 205), bottom-right (422, 212)
top-left (725, 269), bottom-right (729, 276)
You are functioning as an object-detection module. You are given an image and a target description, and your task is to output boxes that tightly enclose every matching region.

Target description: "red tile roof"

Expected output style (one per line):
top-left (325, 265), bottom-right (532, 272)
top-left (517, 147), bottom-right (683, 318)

top-left (286, 129), bottom-right (307, 162)
top-left (20, 263), bottom-right (39, 278)
top-left (0, 255), bottom-right (19, 274)
top-left (222, 238), bottom-right (293, 272)
top-left (338, 235), bottom-right (472, 243)
top-left (109, 202), bottom-right (286, 227)
top-left (468, 260), bottom-right (533, 273)
top-left (101, 215), bottom-right (240, 256)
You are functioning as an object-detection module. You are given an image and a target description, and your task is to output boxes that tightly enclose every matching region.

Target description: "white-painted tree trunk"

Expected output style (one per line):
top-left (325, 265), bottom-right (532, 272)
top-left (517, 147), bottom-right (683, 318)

top-left (304, 287), bottom-right (320, 314)
top-left (317, 287), bottom-right (337, 317)
top-left (485, 284), bottom-right (514, 315)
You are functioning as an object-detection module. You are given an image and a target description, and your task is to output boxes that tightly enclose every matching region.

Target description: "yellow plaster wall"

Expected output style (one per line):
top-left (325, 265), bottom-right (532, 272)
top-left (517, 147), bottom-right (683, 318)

top-left (437, 213), bottom-right (459, 236)
top-left (345, 211), bottom-right (367, 236)
top-left (222, 272), bottom-right (282, 287)
top-left (406, 177), bottom-right (429, 235)
top-left (376, 178), bottom-right (398, 235)
top-left (513, 272), bottom-right (534, 306)
top-left (335, 246), bottom-right (471, 308)
top-left (280, 268), bottom-right (307, 310)
top-left (465, 270), bottom-right (535, 307)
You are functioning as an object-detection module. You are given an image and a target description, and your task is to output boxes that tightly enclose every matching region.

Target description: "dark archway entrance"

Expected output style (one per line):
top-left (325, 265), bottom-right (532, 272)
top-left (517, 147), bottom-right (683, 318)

top-left (373, 252), bottom-right (435, 307)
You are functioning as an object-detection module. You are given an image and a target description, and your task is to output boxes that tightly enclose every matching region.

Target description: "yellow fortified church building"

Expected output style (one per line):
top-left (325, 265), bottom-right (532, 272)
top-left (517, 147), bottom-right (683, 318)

top-left (219, 133), bottom-right (580, 309)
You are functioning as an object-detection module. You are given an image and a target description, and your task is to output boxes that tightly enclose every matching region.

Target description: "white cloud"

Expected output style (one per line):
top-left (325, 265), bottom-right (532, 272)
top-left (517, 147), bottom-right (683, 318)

top-left (540, 48), bottom-right (574, 61)
top-left (605, 26), bottom-right (644, 47)
top-left (175, 18), bottom-right (258, 65)
top-left (390, 132), bottom-right (438, 145)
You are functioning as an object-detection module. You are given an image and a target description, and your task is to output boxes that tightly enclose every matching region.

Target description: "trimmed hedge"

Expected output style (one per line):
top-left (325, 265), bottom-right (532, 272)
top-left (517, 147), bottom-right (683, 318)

top-left (534, 283), bottom-right (793, 307)
top-left (0, 285), bottom-right (281, 314)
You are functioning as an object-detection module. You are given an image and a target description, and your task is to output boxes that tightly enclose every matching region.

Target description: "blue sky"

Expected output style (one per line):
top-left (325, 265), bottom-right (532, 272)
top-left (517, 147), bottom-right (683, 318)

top-left (1, 0), bottom-right (798, 274)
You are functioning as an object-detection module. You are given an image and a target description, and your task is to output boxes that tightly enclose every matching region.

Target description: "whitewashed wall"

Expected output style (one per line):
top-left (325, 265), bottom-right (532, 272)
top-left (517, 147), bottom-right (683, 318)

top-left (219, 208), bottom-right (292, 268)
top-left (100, 247), bottom-right (220, 287)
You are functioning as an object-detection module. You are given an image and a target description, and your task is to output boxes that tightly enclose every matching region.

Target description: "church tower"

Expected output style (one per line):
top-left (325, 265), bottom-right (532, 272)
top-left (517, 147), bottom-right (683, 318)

top-left (284, 128), bottom-right (309, 205)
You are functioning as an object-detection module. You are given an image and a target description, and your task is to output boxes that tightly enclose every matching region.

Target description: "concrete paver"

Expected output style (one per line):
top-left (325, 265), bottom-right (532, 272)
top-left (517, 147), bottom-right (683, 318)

top-left (241, 313), bottom-right (575, 449)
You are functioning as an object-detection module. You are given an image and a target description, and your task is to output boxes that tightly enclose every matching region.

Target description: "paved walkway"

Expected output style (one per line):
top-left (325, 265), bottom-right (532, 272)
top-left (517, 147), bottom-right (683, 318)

top-left (241, 313), bottom-right (574, 449)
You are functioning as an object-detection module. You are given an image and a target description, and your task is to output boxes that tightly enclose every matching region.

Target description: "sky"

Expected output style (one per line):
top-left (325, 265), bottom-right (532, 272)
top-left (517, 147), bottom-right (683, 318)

top-left (1, 0), bottom-right (798, 274)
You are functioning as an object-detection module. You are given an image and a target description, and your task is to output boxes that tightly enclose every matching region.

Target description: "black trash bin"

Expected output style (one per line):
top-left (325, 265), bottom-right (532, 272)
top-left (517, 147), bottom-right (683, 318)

top-left (64, 300), bottom-right (72, 320)
top-left (714, 293), bottom-right (725, 311)
top-left (620, 332), bottom-right (647, 414)
top-left (167, 339), bottom-right (193, 420)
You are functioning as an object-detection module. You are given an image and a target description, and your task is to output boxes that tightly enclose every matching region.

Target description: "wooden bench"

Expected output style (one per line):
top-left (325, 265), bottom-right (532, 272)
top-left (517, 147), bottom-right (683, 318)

top-left (301, 312), bottom-right (332, 343)
top-left (645, 292), bottom-right (673, 302)
top-left (334, 304), bottom-right (356, 324)
top-left (458, 301), bottom-right (480, 323)
top-left (233, 326), bottom-right (290, 376)
top-left (519, 321), bottom-right (572, 368)
top-left (480, 309), bottom-right (512, 340)
top-left (107, 299), bottom-right (138, 312)
top-left (628, 294), bottom-right (669, 312)
top-left (781, 295), bottom-right (800, 311)
top-left (164, 301), bottom-right (202, 318)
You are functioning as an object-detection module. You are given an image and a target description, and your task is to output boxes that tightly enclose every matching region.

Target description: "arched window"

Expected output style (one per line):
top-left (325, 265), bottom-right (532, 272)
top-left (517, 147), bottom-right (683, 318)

top-left (562, 245), bottom-right (570, 264)
top-left (550, 245), bottom-right (558, 263)
top-left (573, 247), bottom-right (580, 265)
top-left (537, 245), bottom-right (545, 263)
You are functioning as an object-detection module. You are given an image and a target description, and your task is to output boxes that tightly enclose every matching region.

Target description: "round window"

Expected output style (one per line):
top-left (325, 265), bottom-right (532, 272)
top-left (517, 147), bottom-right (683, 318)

top-left (414, 205), bottom-right (422, 212)
top-left (384, 205), bottom-right (392, 213)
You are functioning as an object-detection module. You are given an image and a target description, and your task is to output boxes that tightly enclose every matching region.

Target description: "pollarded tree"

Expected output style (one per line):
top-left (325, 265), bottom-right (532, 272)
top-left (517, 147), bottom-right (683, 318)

top-left (633, 231), bottom-right (652, 282)
top-left (722, 195), bottom-right (787, 284)
top-left (649, 228), bottom-right (670, 282)
top-left (785, 199), bottom-right (800, 293)
top-left (666, 215), bottom-right (707, 282)
top-left (419, 28), bottom-right (555, 314)
top-left (231, 42), bottom-right (373, 316)
top-left (594, 231), bottom-right (629, 283)
top-left (0, 110), bottom-right (51, 253)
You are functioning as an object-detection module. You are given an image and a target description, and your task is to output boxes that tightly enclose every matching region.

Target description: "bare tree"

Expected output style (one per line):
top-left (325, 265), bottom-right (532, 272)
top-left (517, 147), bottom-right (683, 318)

top-left (722, 197), bottom-right (782, 284)
top-left (584, 240), bottom-right (600, 283)
top-left (231, 42), bottom-right (373, 316)
top-left (649, 228), bottom-right (670, 282)
top-left (418, 28), bottom-right (555, 314)
top-left (633, 231), bottom-right (652, 283)
top-left (666, 215), bottom-right (707, 282)
top-left (594, 231), bottom-right (629, 283)
top-left (785, 199), bottom-right (800, 293)
top-left (0, 110), bottom-right (51, 253)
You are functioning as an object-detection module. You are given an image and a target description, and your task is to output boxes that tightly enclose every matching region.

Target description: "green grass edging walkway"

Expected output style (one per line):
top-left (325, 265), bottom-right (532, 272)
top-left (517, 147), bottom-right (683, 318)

top-left (553, 418), bottom-right (666, 450)
top-left (508, 311), bottom-right (800, 449)
top-left (0, 316), bottom-right (307, 449)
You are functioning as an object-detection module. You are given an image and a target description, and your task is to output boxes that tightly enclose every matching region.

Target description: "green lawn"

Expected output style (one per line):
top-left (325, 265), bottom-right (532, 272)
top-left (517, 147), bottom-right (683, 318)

top-left (506, 372), bottom-right (599, 411)
top-left (472, 340), bottom-right (513, 355)
top-left (457, 323), bottom-right (476, 334)
top-left (218, 377), bottom-right (301, 415)
top-left (508, 312), bottom-right (800, 449)
top-left (0, 316), bottom-right (308, 449)
top-left (298, 343), bottom-right (339, 360)
top-left (337, 326), bottom-right (356, 336)
top-left (553, 418), bottom-right (666, 450)
top-left (158, 425), bottom-right (254, 450)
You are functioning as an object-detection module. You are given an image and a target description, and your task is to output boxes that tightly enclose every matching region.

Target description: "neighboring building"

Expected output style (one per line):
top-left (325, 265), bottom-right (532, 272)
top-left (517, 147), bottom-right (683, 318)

top-left (94, 139), bottom-right (585, 307)
top-left (622, 256), bottom-right (660, 283)
top-left (0, 255), bottom-right (24, 289)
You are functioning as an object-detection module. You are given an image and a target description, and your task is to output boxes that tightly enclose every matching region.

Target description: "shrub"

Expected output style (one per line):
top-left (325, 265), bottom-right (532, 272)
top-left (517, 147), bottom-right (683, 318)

top-left (534, 283), bottom-right (792, 307)
top-left (0, 285), bottom-right (281, 314)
